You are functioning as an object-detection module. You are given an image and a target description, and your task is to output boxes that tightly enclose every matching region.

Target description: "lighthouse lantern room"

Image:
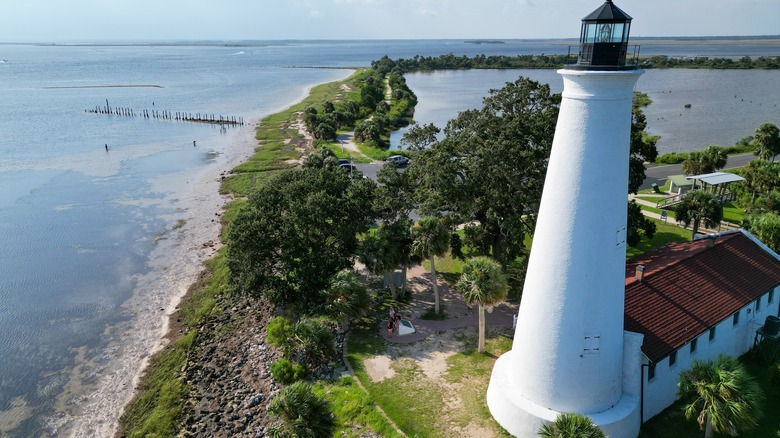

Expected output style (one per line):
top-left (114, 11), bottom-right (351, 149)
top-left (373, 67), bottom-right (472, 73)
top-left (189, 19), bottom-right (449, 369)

top-left (575, 0), bottom-right (633, 69)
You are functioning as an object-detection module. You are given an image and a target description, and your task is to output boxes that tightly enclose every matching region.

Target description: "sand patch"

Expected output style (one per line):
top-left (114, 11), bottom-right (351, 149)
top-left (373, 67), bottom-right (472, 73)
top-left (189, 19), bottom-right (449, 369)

top-left (459, 424), bottom-right (498, 438)
top-left (364, 355), bottom-right (395, 382)
top-left (416, 350), bottom-right (456, 380)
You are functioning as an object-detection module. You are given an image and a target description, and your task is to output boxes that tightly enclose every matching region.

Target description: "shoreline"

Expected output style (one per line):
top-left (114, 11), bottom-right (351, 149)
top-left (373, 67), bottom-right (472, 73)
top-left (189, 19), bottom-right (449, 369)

top-left (54, 121), bottom-right (260, 437)
top-left (58, 72), bottom-right (354, 436)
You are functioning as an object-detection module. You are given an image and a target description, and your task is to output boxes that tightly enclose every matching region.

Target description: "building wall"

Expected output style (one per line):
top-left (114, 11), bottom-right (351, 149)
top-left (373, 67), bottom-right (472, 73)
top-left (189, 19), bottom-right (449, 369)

top-left (642, 284), bottom-right (780, 421)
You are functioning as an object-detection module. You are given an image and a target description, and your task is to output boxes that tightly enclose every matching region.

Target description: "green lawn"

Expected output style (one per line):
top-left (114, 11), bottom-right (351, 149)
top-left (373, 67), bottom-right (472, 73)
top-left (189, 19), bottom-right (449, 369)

top-left (638, 181), bottom-right (671, 195)
top-left (722, 201), bottom-right (746, 224)
top-left (347, 320), bottom-right (513, 438)
top-left (221, 70), bottom-right (365, 197)
top-left (626, 219), bottom-right (691, 259)
top-left (312, 376), bottom-right (402, 438)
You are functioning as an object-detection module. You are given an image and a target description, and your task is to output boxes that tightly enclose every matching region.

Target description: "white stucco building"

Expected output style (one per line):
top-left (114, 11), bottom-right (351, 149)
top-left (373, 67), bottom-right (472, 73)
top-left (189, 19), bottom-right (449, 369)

top-left (625, 229), bottom-right (780, 422)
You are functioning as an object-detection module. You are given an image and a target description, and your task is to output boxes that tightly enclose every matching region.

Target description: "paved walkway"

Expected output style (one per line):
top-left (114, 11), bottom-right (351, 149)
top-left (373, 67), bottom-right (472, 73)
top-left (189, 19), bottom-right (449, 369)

top-left (379, 305), bottom-right (516, 344)
top-left (377, 264), bottom-right (517, 344)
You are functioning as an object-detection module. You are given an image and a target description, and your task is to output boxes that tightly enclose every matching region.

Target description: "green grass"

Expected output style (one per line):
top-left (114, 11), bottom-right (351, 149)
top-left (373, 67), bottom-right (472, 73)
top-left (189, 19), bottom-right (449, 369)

top-left (347, 323), bottom-right (513, 437)
top-left (317, 140), bottom-right (373, 163)
top-left (637, 202), bottom-right (678, 219)
top-left (312, 376), bottom-right (403, 438)
top-left (444, 332), bottom-right (514, 436)
top-left (347, 326), bottom-right (444, 437)
top-left (636, 195), bottom-right (668, 203)
top-left (640, 354), bottom-right (780, 437)
top-left (626, 219), bottom-right (691, 259)
top-left (220, 70), bottom-right (365, 197)
top-left (638, 181), bottom-right (672, 195)
top-left (722, 201), bottom-right (745, 224)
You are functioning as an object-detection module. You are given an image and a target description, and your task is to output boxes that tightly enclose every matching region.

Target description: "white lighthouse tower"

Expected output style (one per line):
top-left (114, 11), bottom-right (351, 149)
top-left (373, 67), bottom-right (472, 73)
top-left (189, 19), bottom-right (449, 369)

top-left (486, 2), bottom-right (644, 437)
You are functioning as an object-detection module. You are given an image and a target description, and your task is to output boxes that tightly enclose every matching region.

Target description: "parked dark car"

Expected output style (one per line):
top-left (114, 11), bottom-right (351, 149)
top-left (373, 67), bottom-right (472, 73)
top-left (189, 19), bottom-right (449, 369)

top-left (339, 163), bottom-right (362, 177)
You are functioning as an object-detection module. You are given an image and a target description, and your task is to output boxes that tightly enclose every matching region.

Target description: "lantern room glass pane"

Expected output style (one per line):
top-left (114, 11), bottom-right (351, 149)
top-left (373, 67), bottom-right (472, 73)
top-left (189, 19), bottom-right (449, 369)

top-left (612, 23), bottom-right (625, 42)
top-left (596, 23), bottom-right (612, 42)
top-left (583, 23), bottom-right (597, 43)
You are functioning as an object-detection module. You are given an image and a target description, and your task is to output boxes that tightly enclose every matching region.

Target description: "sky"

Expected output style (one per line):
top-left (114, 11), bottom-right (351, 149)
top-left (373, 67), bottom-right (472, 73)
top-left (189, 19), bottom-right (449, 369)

top-left (0, 0), bottom-right (778, 42)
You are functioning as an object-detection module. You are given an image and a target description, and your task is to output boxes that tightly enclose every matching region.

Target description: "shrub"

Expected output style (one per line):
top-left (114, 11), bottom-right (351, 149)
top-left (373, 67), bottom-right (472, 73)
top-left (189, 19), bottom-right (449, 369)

top-left (656, 151), bottom-right (690, 165)
top-left (266, 316), bottom-right (294, 353)
top-left (267, 316), bottom-right (335, 371)
top-left (268, 382), bottom-right (334, 438)
top-left (270, 358), bottom-right (307, 385)
top-left (292, 318), bottom-right (335, 370)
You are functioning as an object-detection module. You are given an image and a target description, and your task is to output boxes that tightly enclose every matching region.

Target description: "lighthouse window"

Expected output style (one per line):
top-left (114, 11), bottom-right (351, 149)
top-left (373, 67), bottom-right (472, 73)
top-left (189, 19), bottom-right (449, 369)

top-left (690, 338), bottom-right (697, 354)
top-left (733, 311), bottom-right (740, 326)
top-left (769, 290), bottom-right (774, 303)
top-left (709, 327), bottom-right (716, 341)
top-left (756, 296), bottom-right (762, 312)
top-left (583, 23), bottom-right (597, 43)
top-left (648, 364), bottom-right (656, 381)
top-left (669, 351), bottom-right (677, 367)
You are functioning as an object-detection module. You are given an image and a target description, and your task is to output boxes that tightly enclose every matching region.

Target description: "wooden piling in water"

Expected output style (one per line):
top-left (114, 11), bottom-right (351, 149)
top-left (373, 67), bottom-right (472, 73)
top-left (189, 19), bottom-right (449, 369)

top-left (86, 101), bottom-right (245, 126)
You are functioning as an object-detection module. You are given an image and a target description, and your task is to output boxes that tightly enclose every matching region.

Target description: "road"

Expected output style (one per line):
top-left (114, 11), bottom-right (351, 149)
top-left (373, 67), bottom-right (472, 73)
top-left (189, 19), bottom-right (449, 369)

top-left (640, 152), bottom-right (755, 190)
top-left (357, 153), bottom-right (756, 192)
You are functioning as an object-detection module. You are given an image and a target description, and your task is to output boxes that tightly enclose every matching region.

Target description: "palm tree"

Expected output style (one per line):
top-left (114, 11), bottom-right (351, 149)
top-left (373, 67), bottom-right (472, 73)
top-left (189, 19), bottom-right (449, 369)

top-left (678, 355), bottom-right (764, 438)
top-left (358, 232), bottom-right (398, 299)
top-left (673, 190), bottom-right (723, 239)
top-left (741, 159), bottom-right (772, 208)
top-left (538, 412), bottom-right (606, 438)
top-left (703, 145), bottom-right (728, 170)
top-left (325, 269), bottom-right (371, 333)
top-left (268, 381), bottom-right (335, 438)
top-left (754, 122), bottom-right (780, 162)
top-left (455, 256), bottom-right (508, 353)
top-left (411, 217), bottom-right (451, 315)
top-left (681, 151), bottom-right (714, 176)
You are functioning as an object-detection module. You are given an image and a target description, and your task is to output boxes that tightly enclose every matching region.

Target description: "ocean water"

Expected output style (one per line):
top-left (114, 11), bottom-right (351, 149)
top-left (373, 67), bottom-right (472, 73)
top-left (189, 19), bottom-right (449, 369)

top-left (0, 39), bottom-right (778, 436)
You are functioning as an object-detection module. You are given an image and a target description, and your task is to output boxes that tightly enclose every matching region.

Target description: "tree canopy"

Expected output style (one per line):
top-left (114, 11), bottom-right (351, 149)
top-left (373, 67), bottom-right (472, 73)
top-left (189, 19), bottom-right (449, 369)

top-left (673, 190), bottom-right (723, 239)
top-left (744, 211), bottom-right (780, 253)
top-left (227, 161), bottom-right (375, 313)
top-left (406, 77), bottom-right (560, 268)
top-left (411, 216), bottom-right (451, 314)
top-left (753, 122), bottom-right (780, 162)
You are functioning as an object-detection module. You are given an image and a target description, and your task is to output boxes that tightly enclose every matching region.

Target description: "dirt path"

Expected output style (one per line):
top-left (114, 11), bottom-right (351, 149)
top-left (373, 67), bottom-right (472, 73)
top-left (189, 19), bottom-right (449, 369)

top-left (353, 264), bottom-right (519, 437)
top-left (335, 132), bottom-right (368, 159)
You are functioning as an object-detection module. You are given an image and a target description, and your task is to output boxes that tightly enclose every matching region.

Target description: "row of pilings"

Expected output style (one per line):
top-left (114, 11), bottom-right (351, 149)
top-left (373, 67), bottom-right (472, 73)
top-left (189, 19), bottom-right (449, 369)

top-left (85, 99), bottom-right (244, 126)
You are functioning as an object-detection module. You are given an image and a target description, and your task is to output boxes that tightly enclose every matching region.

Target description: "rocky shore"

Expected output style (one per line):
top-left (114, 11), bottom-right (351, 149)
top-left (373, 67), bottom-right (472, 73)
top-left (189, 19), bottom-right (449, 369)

top-left (178, 293), bottom-right (279, 438)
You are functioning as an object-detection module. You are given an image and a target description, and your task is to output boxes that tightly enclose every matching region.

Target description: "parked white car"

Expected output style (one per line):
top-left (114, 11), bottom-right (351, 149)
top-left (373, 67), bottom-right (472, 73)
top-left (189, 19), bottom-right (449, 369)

top-left (386, 155), bottom-right (410, 166)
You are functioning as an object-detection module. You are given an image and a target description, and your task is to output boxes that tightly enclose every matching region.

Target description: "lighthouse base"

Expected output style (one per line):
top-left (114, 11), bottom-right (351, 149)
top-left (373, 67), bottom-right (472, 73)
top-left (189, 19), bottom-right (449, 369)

top-left (486, 351), bottom-right (640, 438)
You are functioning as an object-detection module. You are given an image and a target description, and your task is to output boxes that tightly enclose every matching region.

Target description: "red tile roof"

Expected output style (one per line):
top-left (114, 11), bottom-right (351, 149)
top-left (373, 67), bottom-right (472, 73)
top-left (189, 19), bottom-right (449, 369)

top-left (624, 232), bottom-right (780, 362)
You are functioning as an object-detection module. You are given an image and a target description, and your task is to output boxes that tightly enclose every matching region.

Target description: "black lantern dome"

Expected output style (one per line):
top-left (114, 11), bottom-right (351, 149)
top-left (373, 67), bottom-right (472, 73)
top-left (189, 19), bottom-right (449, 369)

top-left (569, 0), bottom-right (634, 70)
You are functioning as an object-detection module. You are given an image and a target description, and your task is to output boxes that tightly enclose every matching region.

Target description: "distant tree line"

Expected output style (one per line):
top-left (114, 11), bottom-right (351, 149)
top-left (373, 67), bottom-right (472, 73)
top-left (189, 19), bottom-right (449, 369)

top-left (369, 53), bottom-right (780, 74)
top-left (639, 55), bottom-right (780, 70)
